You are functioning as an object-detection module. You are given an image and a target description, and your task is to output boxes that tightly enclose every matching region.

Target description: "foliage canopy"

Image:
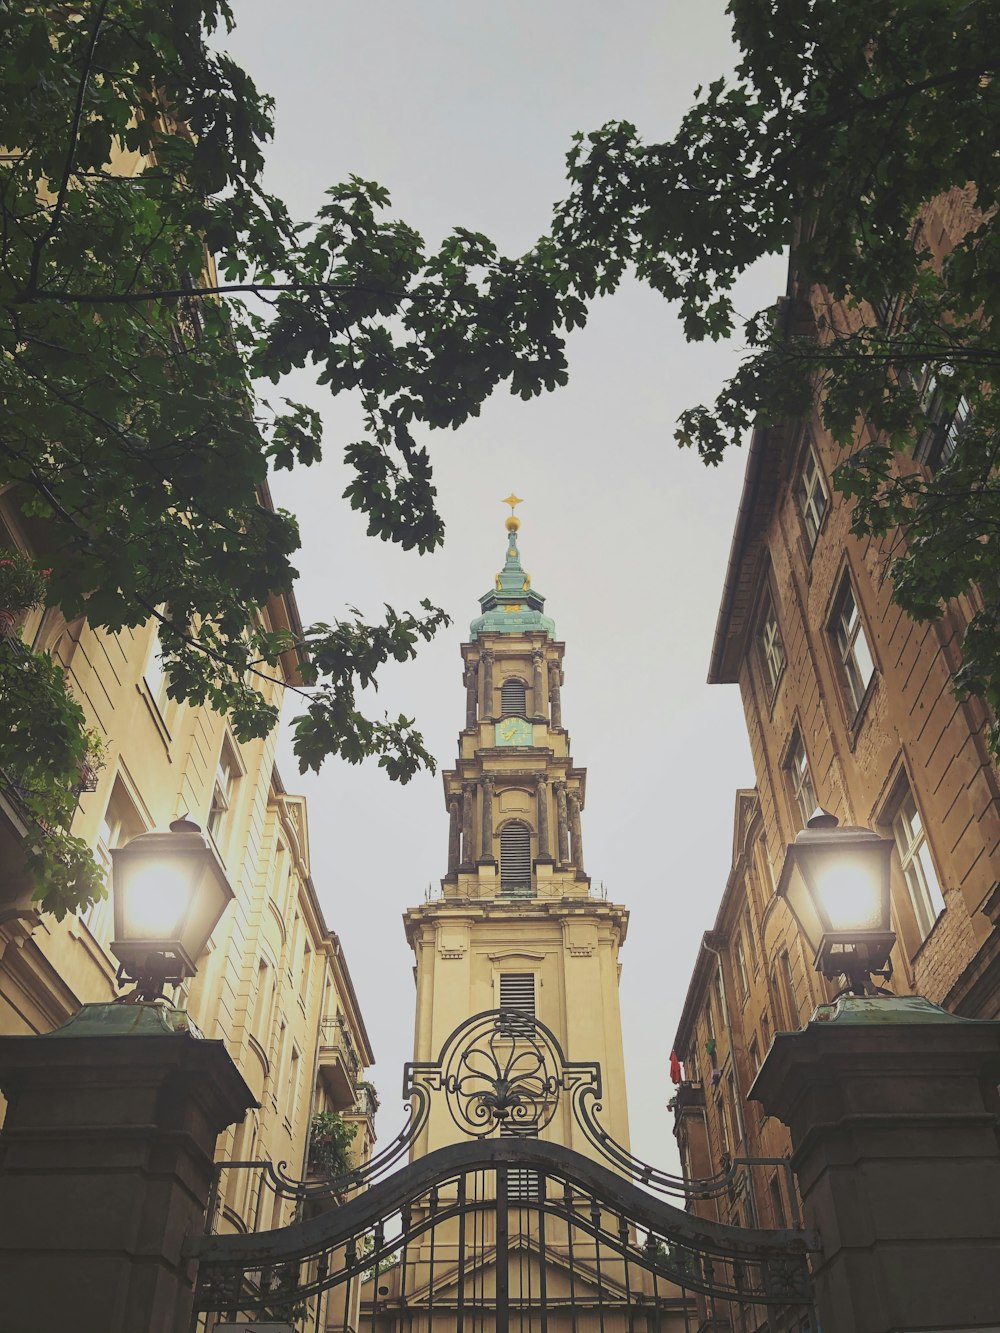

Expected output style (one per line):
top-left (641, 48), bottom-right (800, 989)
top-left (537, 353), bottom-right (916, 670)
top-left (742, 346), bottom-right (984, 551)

top-left (2, 0), bottom-right (999, 913)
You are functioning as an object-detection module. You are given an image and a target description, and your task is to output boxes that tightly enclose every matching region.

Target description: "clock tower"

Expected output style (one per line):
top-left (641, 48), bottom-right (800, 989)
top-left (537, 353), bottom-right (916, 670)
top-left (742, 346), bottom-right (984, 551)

top-left (404, 501), bottom-right (632, 1161)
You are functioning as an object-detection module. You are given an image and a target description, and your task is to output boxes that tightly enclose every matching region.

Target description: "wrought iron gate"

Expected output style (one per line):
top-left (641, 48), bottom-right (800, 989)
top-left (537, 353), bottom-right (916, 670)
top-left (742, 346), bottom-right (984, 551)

top-left (189, 1011), bottom-right (816, 1333)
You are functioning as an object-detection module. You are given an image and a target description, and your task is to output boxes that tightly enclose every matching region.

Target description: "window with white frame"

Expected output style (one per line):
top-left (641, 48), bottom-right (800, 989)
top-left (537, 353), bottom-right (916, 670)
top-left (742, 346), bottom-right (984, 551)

top-left (142, 625), bottom-right (170, 711)
top-left (795, 444), bottom-right (829, 547)
top-left (784, 729), bottom-right (817, 829)
top-left (758, 593), bottom-right (786, 695)
top-left (915, 365), bottom-right (973, 466)
top-left (207, 739), bottom-right (239, 845)
top-left (831, 576), bottom-right (876, 718)
top-left (891, 784), bottom-right (946, 941)
top-left (85, 780), bottom-right (144, 944)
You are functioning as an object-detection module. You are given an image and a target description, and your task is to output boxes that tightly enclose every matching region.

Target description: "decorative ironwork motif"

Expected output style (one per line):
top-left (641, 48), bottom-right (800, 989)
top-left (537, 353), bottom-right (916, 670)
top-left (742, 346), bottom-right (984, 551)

top-left (195, 1011), bottom-right (818, 1330)
top-left (209, 1008), bottom-right (800, 1229)
top-left (405, 1008), bottom-right (599, 1138)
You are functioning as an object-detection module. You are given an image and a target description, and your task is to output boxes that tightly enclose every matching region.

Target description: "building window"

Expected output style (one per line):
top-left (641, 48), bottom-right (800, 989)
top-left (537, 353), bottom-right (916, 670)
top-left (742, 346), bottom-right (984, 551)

top-left (748, 1036), bottom-right (760, 1077)
top-left (795, 444), bottom-right (829, 547)
top-left (779, 951), bottom-right (799, 1028)
top-left (891, 784), bottom-right (945, 941)
top-left (143, 625), bottom-right (170, 711)
top-left (734, 929), bottom-right (750, 1003)
top-left (830, 576), bottom-right (876, 718)
top-left (713, 967), bottom-right (729, 1032)
top-left (758, 594), bottom-right (786, 696)
top-left (86, 781), bottom-right (145, 943)
top-left (727, 1069), bottom-right (745, 1146)
top-left (784, 729), bottom-right (817, 829)
top-left (717, 1094), bottom-right (733, 1158)
top-left (499, 972), bottom-right (536, 1017)
top-left (915, 366), bottom-right (973, 467)
top-left (499, 820), bottom-right (532, 897)
top-left (500, 678), bottom-right (527, 716)
top-left (761, 1012), bottom-right (770, 1051)
top-left (207, 740), bottom-right (239, 845)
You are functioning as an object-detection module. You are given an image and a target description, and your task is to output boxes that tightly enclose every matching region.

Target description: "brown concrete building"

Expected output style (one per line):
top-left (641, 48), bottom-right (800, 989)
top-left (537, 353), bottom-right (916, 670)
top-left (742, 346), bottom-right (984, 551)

top-left (673, 188), bottom-right (1000, 1218)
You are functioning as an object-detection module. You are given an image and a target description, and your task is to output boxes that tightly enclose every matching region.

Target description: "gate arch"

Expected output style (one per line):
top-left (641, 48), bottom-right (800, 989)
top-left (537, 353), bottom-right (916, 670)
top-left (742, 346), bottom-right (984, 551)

top-left (191, 1011), bottom-right (817, 1331)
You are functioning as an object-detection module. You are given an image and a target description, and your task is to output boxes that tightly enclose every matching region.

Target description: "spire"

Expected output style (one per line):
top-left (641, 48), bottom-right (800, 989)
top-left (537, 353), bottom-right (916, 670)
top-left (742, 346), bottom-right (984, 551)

top-left (469, 497), bottom-right (556, 641)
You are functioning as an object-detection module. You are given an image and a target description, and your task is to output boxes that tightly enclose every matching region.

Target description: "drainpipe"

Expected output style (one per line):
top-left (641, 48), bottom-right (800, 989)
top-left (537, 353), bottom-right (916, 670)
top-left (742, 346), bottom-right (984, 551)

top-left (701, 935), bottom-right (757, 1223)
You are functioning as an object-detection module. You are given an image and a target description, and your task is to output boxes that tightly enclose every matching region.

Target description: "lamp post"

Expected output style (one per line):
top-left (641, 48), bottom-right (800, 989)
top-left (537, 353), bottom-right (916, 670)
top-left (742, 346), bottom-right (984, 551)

top-left (776, 809), bottom-right (895, 996)
top-left (0, 815), bottom-right (254, 1333)
top-left (110, 814), bottom-right (234, 1001)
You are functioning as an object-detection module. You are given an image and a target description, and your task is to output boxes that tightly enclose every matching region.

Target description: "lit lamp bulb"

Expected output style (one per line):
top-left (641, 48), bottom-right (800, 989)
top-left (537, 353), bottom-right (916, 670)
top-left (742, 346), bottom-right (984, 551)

top-left (777, 810), bottom-right (895, 996)
top-left (111, 817), bottom-right (234, 1001)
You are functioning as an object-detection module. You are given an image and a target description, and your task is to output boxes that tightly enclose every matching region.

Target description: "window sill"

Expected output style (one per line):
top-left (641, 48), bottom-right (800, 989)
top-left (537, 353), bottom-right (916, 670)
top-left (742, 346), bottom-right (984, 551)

top-left (909, 907), bottom-right (948, 965)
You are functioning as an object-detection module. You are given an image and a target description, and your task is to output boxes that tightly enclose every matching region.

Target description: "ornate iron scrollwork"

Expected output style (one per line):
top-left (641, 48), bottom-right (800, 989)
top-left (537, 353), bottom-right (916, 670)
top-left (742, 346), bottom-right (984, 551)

top-left (405, 1008), bottom-right (600, 1138)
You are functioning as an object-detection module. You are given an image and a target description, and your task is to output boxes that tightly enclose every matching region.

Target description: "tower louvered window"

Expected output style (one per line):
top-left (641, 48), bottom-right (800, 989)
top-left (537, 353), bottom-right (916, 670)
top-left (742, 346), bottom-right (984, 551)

top-left (500, 678), bottom-right (527, 716)
top-left (499, 972), bottom-right (536, 1016)
top-left (500, 1124), bottom-right (541, 1201)
top-left (500, 820), bottom-right (532, 897)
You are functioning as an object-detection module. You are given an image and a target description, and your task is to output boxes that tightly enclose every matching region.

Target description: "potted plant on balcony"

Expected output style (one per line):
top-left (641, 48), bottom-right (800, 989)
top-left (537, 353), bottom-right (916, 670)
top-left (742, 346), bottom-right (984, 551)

top-left (307, 1110), bottom-right (357, 1196)
top-left (0, 550), bottom-right (48, 637)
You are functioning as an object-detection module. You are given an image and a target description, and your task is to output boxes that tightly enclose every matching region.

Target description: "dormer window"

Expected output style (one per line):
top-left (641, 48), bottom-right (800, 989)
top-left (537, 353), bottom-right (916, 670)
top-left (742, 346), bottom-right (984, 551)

top-left (500, 678), bottom-right (527, 716)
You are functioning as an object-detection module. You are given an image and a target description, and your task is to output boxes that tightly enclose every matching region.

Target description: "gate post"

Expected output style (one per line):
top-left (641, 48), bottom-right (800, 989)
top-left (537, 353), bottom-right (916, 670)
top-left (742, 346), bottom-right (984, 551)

top-left (0, 1003), bottom-right (255, 1333)
top-left (750, 995), bottom-right (1000, 1333)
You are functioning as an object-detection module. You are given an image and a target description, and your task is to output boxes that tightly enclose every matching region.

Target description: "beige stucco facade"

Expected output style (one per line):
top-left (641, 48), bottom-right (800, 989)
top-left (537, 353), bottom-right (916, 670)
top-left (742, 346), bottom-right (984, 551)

top-left (0, 484), bottom-right (375, 1238)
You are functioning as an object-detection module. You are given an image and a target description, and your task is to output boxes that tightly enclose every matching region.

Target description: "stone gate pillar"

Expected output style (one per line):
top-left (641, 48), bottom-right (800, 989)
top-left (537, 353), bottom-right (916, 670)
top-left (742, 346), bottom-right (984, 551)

top-left (0, 1003), bottom-right (255, 1333)
top-left (750, 995), bottom-right (1000, 1333)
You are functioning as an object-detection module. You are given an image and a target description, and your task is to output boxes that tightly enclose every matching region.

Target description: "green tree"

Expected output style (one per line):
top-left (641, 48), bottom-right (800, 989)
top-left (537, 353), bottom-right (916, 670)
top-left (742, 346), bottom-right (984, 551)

top-left (5, 0), bottom-right (1000, 921)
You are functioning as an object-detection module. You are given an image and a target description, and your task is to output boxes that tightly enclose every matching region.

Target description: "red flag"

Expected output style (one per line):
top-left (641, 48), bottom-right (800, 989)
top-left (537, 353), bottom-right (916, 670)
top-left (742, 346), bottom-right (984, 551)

top-left (669, 1049), bottom-right (682, 1085)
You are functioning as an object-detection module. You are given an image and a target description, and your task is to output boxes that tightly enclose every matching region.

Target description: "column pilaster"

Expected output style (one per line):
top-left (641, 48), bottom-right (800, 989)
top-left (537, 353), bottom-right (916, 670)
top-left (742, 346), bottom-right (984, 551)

top-left (568, 790), bottom-right (585, 874)
top-left (536, 774), bottom-right (552, 863)
top-left (555, 781), bottom-right (570, 865)
top-left (478, 776), bottom-right (496, 865)
top-left (447, 794), bottom-right (462, 873)
top-left (481, 649), bottom-right (495, 720)
top-left (464, 660), bottom-right (478, 730)
top-left (461, 781), bottom-right (475, 867)
top-left (549, 669), bottom-right (563, 729)
top-left (532, 649), bottom-right (547, 719)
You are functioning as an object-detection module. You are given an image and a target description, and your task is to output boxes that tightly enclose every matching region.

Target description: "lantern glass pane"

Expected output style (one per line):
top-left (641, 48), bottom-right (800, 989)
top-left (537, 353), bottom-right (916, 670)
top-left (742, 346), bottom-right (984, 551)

top-left (808, 850), bottom-right (885, 934)
top-left (123, 859), bottom-right (193, 939)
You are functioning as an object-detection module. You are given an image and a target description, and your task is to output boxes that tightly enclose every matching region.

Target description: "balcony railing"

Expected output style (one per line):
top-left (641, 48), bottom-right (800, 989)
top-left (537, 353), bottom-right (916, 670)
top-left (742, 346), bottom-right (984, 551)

top-left (353, 1082), bottom-right (380, 1119)
top-left (319, 1016), bottom-right (361, 1084)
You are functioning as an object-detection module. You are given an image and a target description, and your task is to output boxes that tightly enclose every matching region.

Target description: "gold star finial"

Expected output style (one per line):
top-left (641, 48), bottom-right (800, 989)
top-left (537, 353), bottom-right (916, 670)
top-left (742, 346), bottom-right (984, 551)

top-left (503, 494), bottom-right (523, 513)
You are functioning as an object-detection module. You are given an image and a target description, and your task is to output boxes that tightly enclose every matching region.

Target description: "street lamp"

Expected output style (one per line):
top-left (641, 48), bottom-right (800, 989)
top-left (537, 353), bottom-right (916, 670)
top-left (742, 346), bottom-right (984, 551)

top-left (776, 809), bottom-right (896, 997)
top-left (110, 816), bottom-right (234, 1001)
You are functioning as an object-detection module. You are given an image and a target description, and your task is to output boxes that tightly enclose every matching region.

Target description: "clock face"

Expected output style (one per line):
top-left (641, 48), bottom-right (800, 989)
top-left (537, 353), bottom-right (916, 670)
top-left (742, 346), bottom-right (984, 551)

top-left (495, 717), bottom-right (533, 747)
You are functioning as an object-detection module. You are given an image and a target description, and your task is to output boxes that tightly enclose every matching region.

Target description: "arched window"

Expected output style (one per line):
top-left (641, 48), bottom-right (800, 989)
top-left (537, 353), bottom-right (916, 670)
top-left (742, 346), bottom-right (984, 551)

top-left (500, 678), bottom-right (527, 716)
top-left (500, 820), bottom-right (532, 897)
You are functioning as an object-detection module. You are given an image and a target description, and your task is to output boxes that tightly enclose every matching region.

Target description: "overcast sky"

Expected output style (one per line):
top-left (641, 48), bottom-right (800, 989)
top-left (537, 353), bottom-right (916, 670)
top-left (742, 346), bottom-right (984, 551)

top-left (223, 0), bottom-right (787, 1174)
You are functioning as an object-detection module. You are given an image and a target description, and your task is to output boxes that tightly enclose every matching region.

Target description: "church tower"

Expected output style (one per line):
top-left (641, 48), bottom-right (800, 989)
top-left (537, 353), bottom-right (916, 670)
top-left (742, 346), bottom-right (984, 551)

top-left (404, 500), bottom-right (631, 1160)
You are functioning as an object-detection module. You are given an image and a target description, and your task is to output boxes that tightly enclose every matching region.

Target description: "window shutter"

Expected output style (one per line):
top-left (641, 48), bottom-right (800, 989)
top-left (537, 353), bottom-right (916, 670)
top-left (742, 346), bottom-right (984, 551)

top-left (499, 972), bottom-right (536, 1016)
top-left (500, 820), bottom-right (532, 896)
top-left (500, 678), bottom-right (526, 716)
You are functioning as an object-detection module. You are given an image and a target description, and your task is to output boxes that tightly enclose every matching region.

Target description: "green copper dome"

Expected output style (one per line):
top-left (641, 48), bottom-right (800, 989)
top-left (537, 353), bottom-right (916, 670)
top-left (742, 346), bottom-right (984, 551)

top-left (470, 520), bottom-right (555, 640)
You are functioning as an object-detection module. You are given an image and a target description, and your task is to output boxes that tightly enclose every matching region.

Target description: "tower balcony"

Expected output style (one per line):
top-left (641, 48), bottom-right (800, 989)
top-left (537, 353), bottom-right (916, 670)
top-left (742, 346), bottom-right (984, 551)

top-left (317, 1015), bottom-right (362, 1109)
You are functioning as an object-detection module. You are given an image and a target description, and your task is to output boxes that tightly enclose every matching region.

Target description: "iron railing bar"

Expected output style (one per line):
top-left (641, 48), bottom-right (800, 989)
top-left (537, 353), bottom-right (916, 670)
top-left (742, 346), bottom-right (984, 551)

top-left (496, 1164), bottom-right (509, 1333)
top-left (537, 1177), bottom-right (549, 1333)
top-left (456, 1173), bottom-right (467, 1333)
